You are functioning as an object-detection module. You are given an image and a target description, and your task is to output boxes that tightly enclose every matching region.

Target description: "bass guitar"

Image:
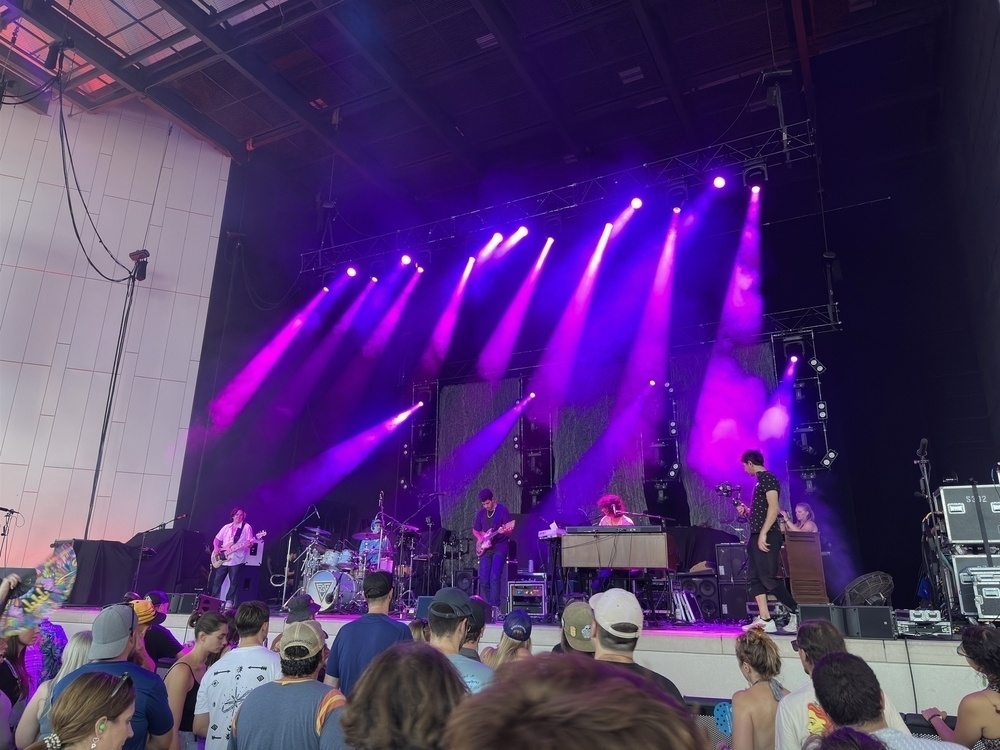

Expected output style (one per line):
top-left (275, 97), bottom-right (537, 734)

top-left (212, 530), bottom-right (266, 568)
top-left (475, 521), bottom-right (514, 558)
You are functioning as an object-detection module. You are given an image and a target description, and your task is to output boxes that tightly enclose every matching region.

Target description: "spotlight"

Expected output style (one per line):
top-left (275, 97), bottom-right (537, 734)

top-left (667, 462), bottom-right (680, 478)
top-left (751, 185), bottom-right (761, 195)
top-left (417, 401), bottom-right (424, 407)
top-left (712, 176), bottom-right (726, 189)
top-left (402, 443), bottom-right (410, 456)
top-left (790, 355), bottom-right (799, 363)
top-left (631, 197), bottom-right (643, 210)
top-left (808, 357), bottom-right (827, 374)
top-left (649, 379), bottom-right (657, 387)
top-left (667, 182), bottom-right (687, 212)
top-left (820, 449), bottom-right (838, 467)
top-left (664, 382), bottom-right (675, 394)
top-left (401, 254), bottom-right (412, 266)
top-left (817, 401), bottom-right (829, 420)
top-left (742, 161), bottom-right (768, 191)
top-left (416, 266), bottom-right (425, 273)
top-left (513, 435), bottom-right (520, 449)
top-left (672, 206), bottom-right (682, 214)
top-left (782, 337), bottom-right (805, 362)
top-left (347, 267), bottom-right (357, 277)
top-left (371, 276), bottom-right (379, 283)
top-left (469, 256), bottom-right (476, 263)
top-left (513, 472), bottom-right (523, 487)
top-left (528, 392), bottom-right (536, 399)
top-left (668, 420), bottom-right (678, 436)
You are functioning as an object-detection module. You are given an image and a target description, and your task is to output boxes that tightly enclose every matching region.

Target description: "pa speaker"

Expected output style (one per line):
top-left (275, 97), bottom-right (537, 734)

top-left (675, 573), bottom-right (719, 621)
top-left (456, 569), bottom-right (476, 594)
top-left (415, 595), bottom-right (434, 619)
top-left (718, 583), bottom-right (750, 623)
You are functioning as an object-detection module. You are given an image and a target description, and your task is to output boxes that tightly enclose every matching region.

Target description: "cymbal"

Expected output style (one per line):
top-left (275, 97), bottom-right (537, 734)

top-left (397, 524), bottom-right (420, 534)
top-left (302, 526), bottom-right (331, 536)
top-left (353, 531), bottom-right (381, 541)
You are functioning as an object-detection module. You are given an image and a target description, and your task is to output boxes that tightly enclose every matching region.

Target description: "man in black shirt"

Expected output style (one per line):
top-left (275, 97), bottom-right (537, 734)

top-left (143, 590), bottom-right (183, 662)
top-left (472, 488), bottom-right (514, 620)
top-left (738, 449), bottom-right (798, 633)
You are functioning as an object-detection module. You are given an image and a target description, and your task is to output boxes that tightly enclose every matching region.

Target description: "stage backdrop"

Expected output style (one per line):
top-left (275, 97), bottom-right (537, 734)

top-left (436, 341), bottom-right (783, 562)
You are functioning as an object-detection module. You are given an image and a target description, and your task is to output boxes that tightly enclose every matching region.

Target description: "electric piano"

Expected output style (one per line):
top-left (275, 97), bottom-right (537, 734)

top-left (561, 525), bottom-right (674, 569)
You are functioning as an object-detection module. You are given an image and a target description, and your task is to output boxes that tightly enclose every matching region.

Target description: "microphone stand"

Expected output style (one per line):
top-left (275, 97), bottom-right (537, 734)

top-left (131, 514), bottom-right (186, 595)
top-left (281, 506), bottom-right (319, 609)
top-left (0, 510), bottom-right (15, 564)
top-left (915, 445), bottom-right (958, 620)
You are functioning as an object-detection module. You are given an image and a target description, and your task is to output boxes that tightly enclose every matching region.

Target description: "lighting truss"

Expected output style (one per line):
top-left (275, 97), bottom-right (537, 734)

top-left (300, 121), bottom-right (816, 275)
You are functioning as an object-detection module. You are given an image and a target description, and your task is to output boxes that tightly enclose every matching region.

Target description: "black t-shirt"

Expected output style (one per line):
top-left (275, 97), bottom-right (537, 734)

top-left (144, 623), bottom-right (183, 661)
top-left (603, 660), bottom-right (686, 707)
top-left (473, 503), bottom-right (513, 556)
top-left (749, 470), bottom-right (781, 533)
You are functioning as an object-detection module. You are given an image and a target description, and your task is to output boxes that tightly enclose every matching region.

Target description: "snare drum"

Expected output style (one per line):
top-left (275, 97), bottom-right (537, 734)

top-left (306, 570), bottom-right (356, 611)
top-left (333, 550), bottom-right (358, 571)
top-left (377, 557), bottom-right (394, 574)
top-left (320, 551), bottom-right (340, 569)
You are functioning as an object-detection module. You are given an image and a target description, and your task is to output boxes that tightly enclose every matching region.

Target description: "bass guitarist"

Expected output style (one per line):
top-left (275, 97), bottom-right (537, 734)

top-left (472, 488), bottom-right (515, 621)
top-left (210, 507), bottom-right (256, 609)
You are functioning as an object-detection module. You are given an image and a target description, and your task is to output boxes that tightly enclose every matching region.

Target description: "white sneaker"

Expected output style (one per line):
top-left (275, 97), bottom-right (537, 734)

top-left (781, 613), bottom-right (798, 632)
top-left (742, 616), bottom-right (777, 633)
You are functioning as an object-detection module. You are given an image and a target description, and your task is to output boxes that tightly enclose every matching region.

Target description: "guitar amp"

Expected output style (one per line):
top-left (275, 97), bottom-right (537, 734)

top-left (508, 580), bottom-right (546, 617)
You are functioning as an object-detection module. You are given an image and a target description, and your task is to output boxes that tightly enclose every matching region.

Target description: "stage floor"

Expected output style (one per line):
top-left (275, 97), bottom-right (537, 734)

top-left (50, 607), bottom-right (971, 715)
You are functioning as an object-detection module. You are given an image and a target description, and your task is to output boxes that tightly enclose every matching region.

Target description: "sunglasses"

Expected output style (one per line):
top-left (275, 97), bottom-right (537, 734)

top-left (110, 671), bottom-right (133, 699)
top-left (791, 639), bottom-right (799, 652)
top-left (957, 645), bottom-right (968, 657)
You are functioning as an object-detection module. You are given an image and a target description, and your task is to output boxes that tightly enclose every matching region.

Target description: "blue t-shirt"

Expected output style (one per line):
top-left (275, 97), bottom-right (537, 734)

top-left (446, 653), bottom-right (493, 693)
top-left (325, 614), bottom-right (412, 696)
top-left (50, 661), bottom-right (173, 750)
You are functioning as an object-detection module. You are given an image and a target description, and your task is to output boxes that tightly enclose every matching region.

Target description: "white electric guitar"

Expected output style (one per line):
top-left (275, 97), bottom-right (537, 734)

top-left (475, 521), bottom-right (514, 558)
top-left (212, 530), bottom-right (266, 568)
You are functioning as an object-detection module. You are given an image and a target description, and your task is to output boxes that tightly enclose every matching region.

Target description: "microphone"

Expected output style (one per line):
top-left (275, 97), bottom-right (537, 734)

top-left (916, 438), bottom-right (928, 457)
top-left (175, 514), bottom-right (187, 521)
top-left (613, 507), bottom-right (623, 517)
top-left (0, 507), bottom-right (16, 514)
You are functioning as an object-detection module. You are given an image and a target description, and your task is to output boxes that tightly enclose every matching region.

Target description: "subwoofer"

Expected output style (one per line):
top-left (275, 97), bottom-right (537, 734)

top-left (674, 573), bottom-right (719, 621)
top-left (456, 569), bottom-right (477, 594)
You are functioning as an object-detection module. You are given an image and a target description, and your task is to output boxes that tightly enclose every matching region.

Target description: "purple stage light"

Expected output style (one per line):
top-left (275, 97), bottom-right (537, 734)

top-left (751, 185), bottom-right (761, 194)
top-left (631, 197), bottom-right (643, 209)
top-left (477, 233), bottom-right (505, 262)
top-left (529, 392), bottom-right (536, 399)
top-left (420, 256), bottom-right (477, 376)
top-left (713, 176), bottom-right (726, 189)
top-left (649, 379), bottom-right (657, 387)
top-left (417, 401), bottom-right (424, 407)
top-left (672, 206), bottom-right (682, 214)
top-left (416, 266), bottom-right (425, 273)
top-left (401, 254), bottom-right (412, 265)
top-left (371, 275), bottom-right (378, 283)
top-left (347, 267), bottom-right (357, 277)
top-left (322, 286), bottom-right (329, 293)
top-left (790, 355), bottom-right (799, 363)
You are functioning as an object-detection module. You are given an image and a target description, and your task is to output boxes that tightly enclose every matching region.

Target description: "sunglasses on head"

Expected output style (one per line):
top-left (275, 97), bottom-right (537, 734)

top-left (110, 671), bottom-right (133, 699)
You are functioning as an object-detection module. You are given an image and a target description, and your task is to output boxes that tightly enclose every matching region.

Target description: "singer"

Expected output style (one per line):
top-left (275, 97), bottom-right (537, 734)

top-left (597, 494), bottom-right (634, 527)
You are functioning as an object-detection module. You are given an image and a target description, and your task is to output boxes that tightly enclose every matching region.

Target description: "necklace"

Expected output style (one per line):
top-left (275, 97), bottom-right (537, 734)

top-left (486, 507), bottom-right (496, 519)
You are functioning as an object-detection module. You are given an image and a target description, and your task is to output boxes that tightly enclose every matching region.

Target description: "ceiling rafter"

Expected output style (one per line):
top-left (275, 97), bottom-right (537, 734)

top-left (629, 0), bottom-right (698, 147)
top-left (469, 0), bottom-right (586, 158)
top-left (151, 0), bottom-right (401, 196)
top-left (311, 0), bottom-right (481, 175)
top-left (12, 0), bottom-right (246, 161)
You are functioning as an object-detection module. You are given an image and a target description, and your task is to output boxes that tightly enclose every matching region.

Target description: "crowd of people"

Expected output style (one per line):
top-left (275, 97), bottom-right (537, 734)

top-left (0, 580), bottom-right (994, 750)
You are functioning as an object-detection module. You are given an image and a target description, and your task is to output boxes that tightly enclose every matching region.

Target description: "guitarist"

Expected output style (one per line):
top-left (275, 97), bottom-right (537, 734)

top-left (472, 488), bottom-right (515, 621)
top-left (210, 507), bottom-right (254, 608)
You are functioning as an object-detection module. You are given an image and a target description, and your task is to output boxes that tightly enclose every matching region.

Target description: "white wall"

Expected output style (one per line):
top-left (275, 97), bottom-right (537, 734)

top-left (0, 97), bottom-right (229, 567)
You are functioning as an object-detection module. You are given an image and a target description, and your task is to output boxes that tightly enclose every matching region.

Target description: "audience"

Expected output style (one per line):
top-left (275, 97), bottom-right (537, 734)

top-left (550, 599), bottom-right (595, 656)
top-left (921, 624), bottom-right (1000, 747)
top-left (774, 620), bottom-right (909, 750)
top-left (325, 572), bottom-right (412, 696)
top-left (818, 727), bottom-right (894, 750)
top-left (409, 618), bottom-right (430, 643)
top-left (813, 652), bottom-right (964, 750)
top-left (589, 588), bottom-right (685, 705)
top-left (128, 600), bottom-right (163, 671)
top-left (443, 652), bottom-right (707, 750)
top-left (426, 588), bottom-right (493, 693)
top-left (26, 671), bottom-right (137, 750)
top-left (230, 621), bottom-right (344, 749)
top-left (1, 627), bottom-right (38, 729)
top-left (36, 619), bottom-right (69, 684)
top-left (332, 642), bottom-right (468, 750)
top-left (729, 630), bottom-right (788, 750)
top-left (459, 596), bottom-right (488, 661)
top-left (15, 630), bottom-right (92, 749)
top-left (481, 609), bottom-right (532, 670)
top-left (143, 592), bottom-right (184, 664)
top-left (165, 611), bottom-right (228, 750)
top-left (193, 601), bottom-right (280, 750)
top-left (270, 592), bottom-right (320, 654)
top-left (46, 605), bottom-right (173, 750)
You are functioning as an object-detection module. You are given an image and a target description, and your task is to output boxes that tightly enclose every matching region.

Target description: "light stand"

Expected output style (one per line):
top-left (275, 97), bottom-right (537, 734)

top-left (281, 505), bottom-right (319, 609)
top-left (916, 441), bottom-right (958, 620)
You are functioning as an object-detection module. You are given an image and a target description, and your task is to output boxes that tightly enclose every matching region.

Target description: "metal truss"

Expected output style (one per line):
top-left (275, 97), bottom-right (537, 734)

top-left (300, 120), bottom-right (816, 275)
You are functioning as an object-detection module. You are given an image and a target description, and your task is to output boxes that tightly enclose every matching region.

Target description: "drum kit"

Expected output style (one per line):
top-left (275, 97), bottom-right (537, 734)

top-left (288, 517), bottom-right (431, 613)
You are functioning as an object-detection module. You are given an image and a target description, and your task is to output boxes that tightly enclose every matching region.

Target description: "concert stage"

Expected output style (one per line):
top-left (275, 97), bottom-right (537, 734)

top-left (49, 606), bottom-right (971, 715)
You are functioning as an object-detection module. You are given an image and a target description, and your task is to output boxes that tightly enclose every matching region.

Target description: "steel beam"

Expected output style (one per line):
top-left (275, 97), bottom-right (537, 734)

top-left (469, 0), bottom-right (585, 156)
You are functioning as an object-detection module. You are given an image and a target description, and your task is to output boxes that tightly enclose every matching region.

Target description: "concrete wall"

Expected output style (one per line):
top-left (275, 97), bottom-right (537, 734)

top-left (0, 98), bottom-right (229, 566)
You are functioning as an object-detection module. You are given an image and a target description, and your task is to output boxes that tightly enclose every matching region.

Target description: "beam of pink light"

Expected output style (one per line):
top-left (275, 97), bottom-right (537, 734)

top-left (419, 256), bottom-right (476, 376)
top-left (266, 404), bottom-right (422, 511)
top-left (476, 232), bottom-right (505, 263)
top-left (208, 285), bottom-right (338, 435)
top-left (757, 358), bottom-right (797, 443)
top-left (477, 237), bottom-right (554, 382)
top-left (529, 223), bottom-right (613, 417)
top-left (610, 204), bottom-right (636, 238)
top-left (363, 270), bottom-right (421, 356)
top-left (437, 399), bottom-right (529, 496)
top-left (616, 213), bottom-right (680, 408)
top-left (718, 193), bottom-right (763, 343)
top-left (493, 226), bottom-right (529, 260)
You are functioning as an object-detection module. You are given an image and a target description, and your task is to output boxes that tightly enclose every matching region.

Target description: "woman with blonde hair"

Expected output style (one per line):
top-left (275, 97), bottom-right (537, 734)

top-left (15, 631), bottom-right (93, 749)
top-left (25, 671), bottom-right (136, 750)
top-left (165, 611), bottom-right (228, 750)
top-left (780, 503), bottom-right (818, 533)
top-left (481, 610), bottom-right (532, 670)
top-left (408, 619), bottom-right (430, 643)
top-left (727, 629), bottom-right (788, 750)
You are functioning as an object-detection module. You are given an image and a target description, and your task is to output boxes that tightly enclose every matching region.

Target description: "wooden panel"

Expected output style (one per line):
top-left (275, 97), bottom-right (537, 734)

top-left (785, 531), bottom-right (828, 603)
top-left (561, 532), bottom-right (672, 569)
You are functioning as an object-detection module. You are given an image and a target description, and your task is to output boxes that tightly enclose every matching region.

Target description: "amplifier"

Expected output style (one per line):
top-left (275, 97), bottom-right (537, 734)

top-left (169, 593), bottom-right (223, 616)
top-left (971, 568), bottom-right (1000, 618)
top-left (935, 485), bottom-right (1000, 544)
top-left (953, 555), bottom-right (1000, 615)
top-left (718, 583), bottom-right (750, 623)
top-left (716, 544), bottom-right (748, 584)
top-left (508, 581), bottom-right (546, 617)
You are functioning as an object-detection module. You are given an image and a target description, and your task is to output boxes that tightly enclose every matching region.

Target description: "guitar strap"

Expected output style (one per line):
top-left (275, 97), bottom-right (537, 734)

top-left (233, 523), bottom-right (244, 544)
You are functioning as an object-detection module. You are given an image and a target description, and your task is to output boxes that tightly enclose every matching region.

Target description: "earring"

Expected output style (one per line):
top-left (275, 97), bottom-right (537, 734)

top-left (91, 738), bottom-right (100, 749)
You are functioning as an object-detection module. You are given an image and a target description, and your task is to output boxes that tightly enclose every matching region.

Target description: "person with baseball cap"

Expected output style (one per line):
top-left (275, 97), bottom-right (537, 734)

top-left (229, 621), bottom-right (344, 750)
top-left (551, 599), bottom-right (596, 656)
top-left (427, 587), bottom-right (493, 693)
top-left (324, 571), bottom-right (411, 695)
top-left (589, 588), bottom-right (685, 706)
top-left (46, 604), bottom-right (173, 750)
top-left (142, 591), bottom-right (183, 663)
top-left (481, 609), bottom-right (532, 669)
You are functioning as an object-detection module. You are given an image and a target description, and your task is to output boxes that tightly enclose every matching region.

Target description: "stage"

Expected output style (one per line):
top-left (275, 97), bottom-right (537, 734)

top-left (49, 606), bottom-right (971, 715)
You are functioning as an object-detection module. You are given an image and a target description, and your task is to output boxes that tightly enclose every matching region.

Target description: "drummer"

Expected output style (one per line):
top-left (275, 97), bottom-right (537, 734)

top-left (358, 518), bottom-right (393, 571)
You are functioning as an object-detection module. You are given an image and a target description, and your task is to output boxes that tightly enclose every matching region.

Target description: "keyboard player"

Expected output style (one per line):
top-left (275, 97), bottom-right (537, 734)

top-left (597, 494), bottom-right (634, 527)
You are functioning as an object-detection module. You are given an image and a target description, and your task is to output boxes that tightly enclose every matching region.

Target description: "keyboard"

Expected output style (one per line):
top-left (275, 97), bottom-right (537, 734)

top-left (537, 528), bottom-right (566, 540)
top-left (565, 525), bottom-right (662, 534)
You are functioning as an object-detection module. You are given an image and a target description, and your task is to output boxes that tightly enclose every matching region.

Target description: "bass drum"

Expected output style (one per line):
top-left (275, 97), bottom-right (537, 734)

top-left (306, 570), bottom-right (356, 611)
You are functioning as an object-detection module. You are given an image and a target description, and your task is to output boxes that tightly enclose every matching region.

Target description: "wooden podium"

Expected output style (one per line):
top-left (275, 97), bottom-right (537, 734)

top-left (783, 531), bottom-right (828, 603)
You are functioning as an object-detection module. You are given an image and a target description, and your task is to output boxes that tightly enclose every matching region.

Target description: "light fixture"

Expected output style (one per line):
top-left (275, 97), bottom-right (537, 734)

top-left (667, 182), bottom-right (688, 213)
top-left (817, 401), bottom-right (829, 420)
top-left (742, 161), bottom-right (768, 191)
top-left (808, 357), bottom-right (827, 375)
top-left (513, 472), bottom-right (523, 487)
top-left (820, 450), bottom-right (838, 468)
top-left (668, 420), bottom-right (678, 436)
